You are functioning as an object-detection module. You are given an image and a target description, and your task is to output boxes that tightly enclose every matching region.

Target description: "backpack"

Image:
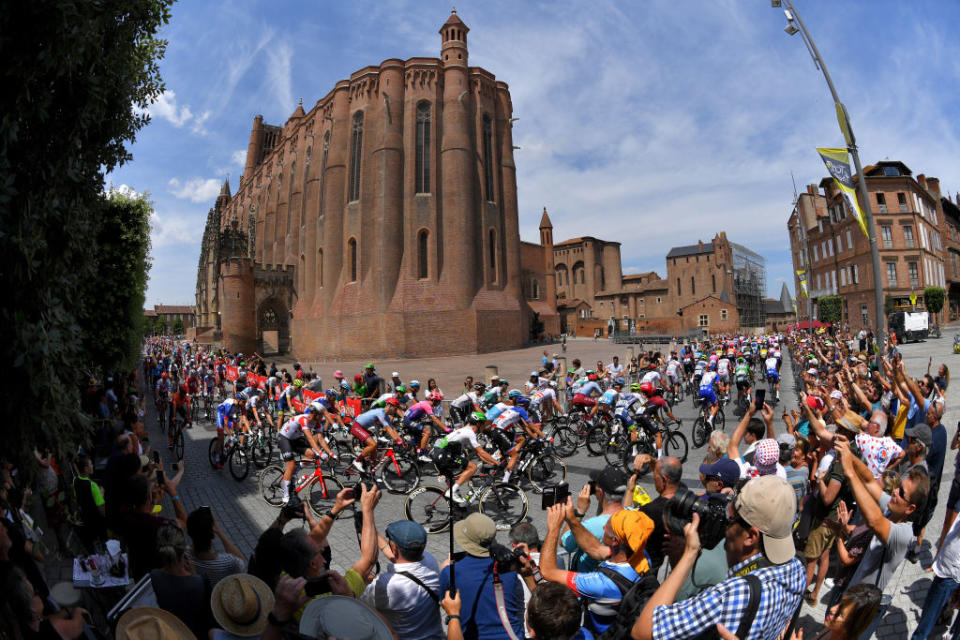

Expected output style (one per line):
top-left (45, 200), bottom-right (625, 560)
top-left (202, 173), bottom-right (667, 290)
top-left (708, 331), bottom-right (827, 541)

top-left (596, 571), bottom-right (660, 640)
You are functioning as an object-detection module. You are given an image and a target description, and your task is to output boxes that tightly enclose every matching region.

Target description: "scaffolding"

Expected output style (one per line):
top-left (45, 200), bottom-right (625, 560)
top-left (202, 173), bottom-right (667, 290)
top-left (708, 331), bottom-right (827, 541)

top-left (731, 242), bottom-right (767, 329)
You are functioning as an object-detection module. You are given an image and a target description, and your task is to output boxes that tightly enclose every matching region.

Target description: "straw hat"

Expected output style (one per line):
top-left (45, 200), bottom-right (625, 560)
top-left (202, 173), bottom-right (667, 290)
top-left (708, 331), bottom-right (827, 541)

top-left (116, 606), bottom-right (196, 640)
top-left (210, 574), bottom-right (275, 637)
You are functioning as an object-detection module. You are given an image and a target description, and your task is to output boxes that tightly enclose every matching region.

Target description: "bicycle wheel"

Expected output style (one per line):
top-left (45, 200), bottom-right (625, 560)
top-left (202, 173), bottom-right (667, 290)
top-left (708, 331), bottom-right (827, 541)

top-left (259, 465), bottom-right (285, 506)
top-left (174, 428), bottom-right (185, 461)
top-left (716, 408), bottom-right (726, 429)
top-left (603, 435), bottom-right (629, 469)
top-left (252, 434), bottom-right (274, 468)
top-left (308, 474), bottom-right (345, 517)
top-left (622, 436), bottom-right (656, 473)
top-left (665, 430), bottom-right (689, 463)
top-left (404, 486), bottom-right (453, 533)
top-left (228, 445), bottom-right (251, 481)
top-left (551, 426), bottom-right (579, 457)
top-left (379, 454), bottom-right (421, 494)
top-left (692, 417), bottom-right (710, 448)
top-left (479, 483), bottom-right (528, 531)
top-left (585, 425), bottom-right (608, 456)
top-left (208, 438), bottom-right (219, 468)
top-left (526, 454), bottom-right (566, 493)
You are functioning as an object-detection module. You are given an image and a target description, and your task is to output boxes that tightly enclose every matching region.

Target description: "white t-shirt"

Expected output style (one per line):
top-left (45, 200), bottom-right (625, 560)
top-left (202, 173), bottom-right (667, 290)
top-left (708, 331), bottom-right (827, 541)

top-left (606, 363), bottom-right (624, 377)
top-left (933, 513), bottom-right (960, 581)
top-left (361, 553), bottom-right (444, 640)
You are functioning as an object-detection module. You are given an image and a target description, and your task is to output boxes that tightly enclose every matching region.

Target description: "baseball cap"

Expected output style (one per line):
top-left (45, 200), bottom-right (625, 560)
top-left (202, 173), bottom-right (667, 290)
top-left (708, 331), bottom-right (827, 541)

top-left (734, 475), bottom-right (797, 564)
top-left (699, 458), bottom-right (740, 487)
top-left (453, 513), bottom-right (497, 557)
top-left (805, 396), bottom-right (825, 412)
top-left (530, 371), bottom-right (539, 377)
top-left (754, 439), bottom-right (780, 476)
top-left (829, 390), bottom-right (843, 400)
top-left (905, 423), bottom-right (933, 449)
top-left (385, 520), bottom-right (427, 554)
top-left (391, 371), bottom-right (400, 378)
top-left (806, 367), bottom-right (819, 375)
top-left (590, 465), bottom-right (630, 496)
top-left (365, 362), bottom-right (376, 370)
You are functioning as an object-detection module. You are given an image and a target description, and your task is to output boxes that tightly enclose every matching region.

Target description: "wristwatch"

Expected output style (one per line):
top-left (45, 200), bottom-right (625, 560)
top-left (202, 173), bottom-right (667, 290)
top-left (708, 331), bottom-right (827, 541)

top-left (446, 615), bottom-right (461, 624)
top-left (323, 509), bottom-right (337, 520)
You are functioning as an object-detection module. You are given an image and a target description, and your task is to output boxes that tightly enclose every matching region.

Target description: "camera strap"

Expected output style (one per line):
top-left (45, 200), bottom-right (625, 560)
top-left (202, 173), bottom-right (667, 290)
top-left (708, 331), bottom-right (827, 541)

top-left (492, 561), bottom-right (522, 640)
top-left (730, 554), bottom-right (774, 578)
top-left (396, 571), bottom-right (440, 605)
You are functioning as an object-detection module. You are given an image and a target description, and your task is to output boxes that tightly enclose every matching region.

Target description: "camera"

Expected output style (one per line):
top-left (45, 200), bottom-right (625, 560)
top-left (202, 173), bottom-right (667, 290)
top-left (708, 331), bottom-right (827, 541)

top-left (489, 542), bottom-right (523, 573)
top-left (344, 481), bottom-right (377, 499)
top-left (664, 488), bottom-right (732, 550)
top-left (431, 439), bottom-right (467, 476)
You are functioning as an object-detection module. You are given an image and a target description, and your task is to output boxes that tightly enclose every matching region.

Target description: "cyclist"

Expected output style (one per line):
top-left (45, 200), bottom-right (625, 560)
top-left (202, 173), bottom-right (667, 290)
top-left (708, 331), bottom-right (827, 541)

top-left (244, 387), bottom-right (274, 432)
top-left (640, 365), bottom-right (662, 390)
top-left (764, 352), bottom-right (781, 401)
top-left (276, 402), bottom-right (334, 505)
top-left (698, 364), bottom-right (721, 428)
top-left (214, 394), bottom-right (247, 469)
top-left (589, 378), bottom-right (623, 421)
top-left (733, 357), bottom-right (753, 406)
top-left (406, 380), bottom-right (421, 403)
top-left (277, 378), bottom-right (305, 425)
top-left (571, 373), bottom-right (603, 415)
top-left (633, 382), bottom-right (682, 459)
top-left (480, 379), bottom-right (508, 411)
top-left (168, 383), bottom-right (191, 449)
top-left (489, 396), bottom-right (544, 485)
top-left (265, 373), bottom-right (281, 406)
top-left (530, 382), bottom-right (564, 421)
top-left (155, 372), bottom-right (171, 421)
top-left (349, 397), bottom-right (406, 472)
top-left (525, 371), bottom-right (550, 393)
top-left (404, 392), bottom-right (446, 462)
top-left (665, 353), bottom-right (682, 398)
top-left (450, 383), bottom-right (484, 425)
top-left (373, 385), bottom-right (407, 409)
top-left (438, 411), bottom-right (501, 504)
top-left (716, 351), bottom-right (732, 402)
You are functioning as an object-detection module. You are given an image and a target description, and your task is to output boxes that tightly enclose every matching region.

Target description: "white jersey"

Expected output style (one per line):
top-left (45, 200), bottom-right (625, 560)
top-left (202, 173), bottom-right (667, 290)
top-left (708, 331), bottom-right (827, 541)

top-left (665, 360), bottom-right (681, 376)
top-left (641, 370), bottom-right (661, 386)
top-left (530, 388), bottom-right (557, 407)
top-left (451, 391), bottom-right (479, 409)
top-left (444, 426), bottom-right (480, 450)
top-left (524, 377), bottom-right (550, 393)
top-left (765, 357), bottom-right (779, 372)
top-left (493, 408), bottom-right (525, 431)
top-left (699, 371), bottom-right (719, 389)
top-left (717, 358), bottom-right (731, 374)
top-left (279, 414), bottom-right (318, 440)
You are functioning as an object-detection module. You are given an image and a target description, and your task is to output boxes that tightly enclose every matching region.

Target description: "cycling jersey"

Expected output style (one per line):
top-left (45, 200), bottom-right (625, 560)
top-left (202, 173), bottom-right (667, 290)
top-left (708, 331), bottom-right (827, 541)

top-left (578, 381), bottom-right (603, 397)
top-left (598, 389), bottom-right (619, 406)
top-left (640, 371), bottom-right (661, 386)
top-left (279, 414), bottom-right (319, 440)
top-left (216, 398), bottom-right (242, 432)
top-left (443, 426), bottom-right (481, 450)
top-left (525, 377), bottom-right (551, 393)
top-left (485, 402), bottom-right (511, 422)
top-left (451, 391), bottom-right (479, 409)
top-left (717, 359), bottom-right (731, 374)
top-left (355, 408), bottom-right (391, 430)
top-left (403, 401), bottom-right (434, 427)
top-left (665, 360), bottom-right (680, 376)
top-left (155, 379), bottom-right (170, 397)
top-left (734, 364), bottom-right (751, 380)
top-left (531, 388), bottom-right (557, 407)
top-left (372, 392), bottom-right (396, 408)
top-left (482, 389), bottom-right (501, 406)
top-left (693, 361), bottom-right (707, 376)
top-left (764, 357), bottom-right (779, 375)
top-left (493, 407), bottom-right (529, 431)
top-left (570, 377), bottom-right (589, 394)
top-left (699, 371), bottom-right (718, 390)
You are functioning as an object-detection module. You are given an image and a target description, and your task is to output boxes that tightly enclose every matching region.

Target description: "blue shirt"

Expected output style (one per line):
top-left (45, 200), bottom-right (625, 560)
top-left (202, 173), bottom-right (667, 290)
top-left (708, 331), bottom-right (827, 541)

top-left (439, 556), bottom-right (524, 640)
top-left (928, 422), bottom-right (947, 483)
top-left (561, 515), bottom-right (611, 573)
top-left (569, 561), bottom-right (640, 635)
top-left (355, 408), bottom-right (391, 429)
top-left (652, 554), bottom-right (806, 640)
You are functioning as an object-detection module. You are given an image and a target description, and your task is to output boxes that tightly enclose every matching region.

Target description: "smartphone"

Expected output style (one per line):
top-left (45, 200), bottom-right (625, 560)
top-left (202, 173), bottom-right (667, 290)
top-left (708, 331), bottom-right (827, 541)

top-left (588, 479), bottom-right (598, 495)
top-left (540, 482), bottom-right (569, 510)
top-left (304, 574), bottom-right (332, 596)
top-left (754, 389), bottom-right (766, 408)
top-left (153, 450), bottom-right (160, 465)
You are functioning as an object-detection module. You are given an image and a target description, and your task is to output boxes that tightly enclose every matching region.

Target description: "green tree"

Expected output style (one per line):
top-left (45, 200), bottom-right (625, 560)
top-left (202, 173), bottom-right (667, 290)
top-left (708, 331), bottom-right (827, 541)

top-left (924, 286), bottom-right (946, 316)
top-left (172, 316), bottom-right (184, 335)
top-left (158, 319), bottom-right (168, 336)
top-left (818, 295), bottom-right (843, 325)
top-left (0, 0), bottom-right (173, 471)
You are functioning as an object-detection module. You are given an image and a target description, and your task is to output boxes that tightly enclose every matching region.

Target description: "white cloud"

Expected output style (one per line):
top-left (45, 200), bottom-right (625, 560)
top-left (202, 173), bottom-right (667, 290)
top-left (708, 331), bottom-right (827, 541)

top-left (168, 177), bottom-right (221, 203)
top-left (232, 150), bottom-right (247, 166)
top-left (149, 210), bottom-right (199, 247)
top-left (107, 183), bottom-right (144, 199)
top-left (149, 90), bottom-right (194, 127)
top-left (265, 42), bottom-right (294, 113)
top-left (191, 110), bottom-right (212, 135)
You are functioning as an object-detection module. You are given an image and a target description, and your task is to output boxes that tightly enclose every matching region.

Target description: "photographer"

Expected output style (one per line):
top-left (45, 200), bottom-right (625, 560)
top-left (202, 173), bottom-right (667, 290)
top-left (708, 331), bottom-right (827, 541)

top-left (561, 466), bottom-right (628, 572)
top-left (438, 513), bottom-right (524, 640)
top-left (541, 501), bottom-right (653, 636)
top-left (632, 454), bottom-right (683, 572)
top-left (631, 475), bottom-right (806, 640)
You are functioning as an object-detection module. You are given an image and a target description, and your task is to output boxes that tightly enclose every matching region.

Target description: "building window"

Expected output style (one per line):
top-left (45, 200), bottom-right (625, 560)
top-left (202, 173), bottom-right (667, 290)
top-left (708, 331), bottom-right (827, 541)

top-left (573, 262), bottom-right (585, 285)
top-left (656, 296), bottom-right (662, 304)
top-left (488, 228), bottom-right (497, 269)
top-left (886, 262), bottom-right (898, 288)
top-left (876, 192), bottom-right (887, 212)
top-left (903, 225), bottom-right (914, 249)
top-left (698, 314), bottom-right (709, 327)
top-left (898, 192), bottom-right (908, 212)
top-left (317, 248), bottom-right (323, 287)
top-left (846, 229), bottom-right (853, 251)
top-left (881, 226), bottom-right (893, 249)
top-left (532, 279), bottom-right (540, 299)
top-left (418, 230), bottom-right (429, 279)
top-left (348, 237), bottom-right (358, 282)
top-left (812, 245), bottom-right (819, 262)
top-left (690, 276), bottom-right (695, 296)
top-left (721, 309), bottom-right (728, 321)
top-left (852, 264), bottom-right (859, 284)
top-left (349, 111), bottom-right (363, 202)
top-left (909, 262), bottom-right (919, 289)
top-left (861, 304), bottom-right (868, 326)
top-left (286, 160), bottom-right (295, 233)
top-left (556, 265), bottom-right (568, 287)
top-left (677, 278), bottom-right (681, 296)
top-left (482, 115), bottom-right (495, 202)
top-left (711, 274), bottom-right (716, 293)
top-left (415, 102), bottom-right (431, 193)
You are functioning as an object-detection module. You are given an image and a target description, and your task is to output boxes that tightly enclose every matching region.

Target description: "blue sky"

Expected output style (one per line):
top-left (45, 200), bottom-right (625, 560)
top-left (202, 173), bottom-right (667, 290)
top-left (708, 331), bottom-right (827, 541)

top-left (109, 1), bottom-right (960, 307)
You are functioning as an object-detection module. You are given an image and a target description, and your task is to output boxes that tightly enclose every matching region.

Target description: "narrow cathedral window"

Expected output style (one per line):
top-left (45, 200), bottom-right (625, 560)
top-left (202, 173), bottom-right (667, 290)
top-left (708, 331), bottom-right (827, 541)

top-left (349, 112), bottom-right (364, 201)
top-left (482, 115), bottom-right (495, 202)
top-left (418, 230), bottom-right (429, 278)
top-left (349, 238), bottom-right (358, 281)
top-left (415, 102), bottom-right (431, 193)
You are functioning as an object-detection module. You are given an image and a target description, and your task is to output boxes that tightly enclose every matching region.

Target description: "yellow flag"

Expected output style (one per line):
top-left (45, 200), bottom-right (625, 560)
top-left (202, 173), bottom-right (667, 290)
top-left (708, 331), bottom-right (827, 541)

top-left (910, 292), bottom-right (917, 306)
top-left (817, 147), bottom-right (869, 238)
top-left (796, 270), bottom-right (808, 296)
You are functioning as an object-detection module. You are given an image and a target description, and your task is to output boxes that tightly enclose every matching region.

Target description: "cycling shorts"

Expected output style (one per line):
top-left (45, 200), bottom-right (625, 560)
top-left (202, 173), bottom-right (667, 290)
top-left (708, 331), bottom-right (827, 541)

top-left (350, 423), bottom-right (372, 442)
top-left (717, 372), bottom-right (730, 383)
top-left (490, 429), bottom-right (515, 455)
top-left (736, 377), bottom-right (751, 390)
top-left (767, 371), bottom-right (780, 383)
top-left (698, 388), bottom-right (718, 406)
top-left (615, 410), bottom-right (634, 427)
top-left (278, 434), bottom-right (309, 461)
top-left (572, 393), bottom-right (596, 408)
top-left (666, 371), bottom-right (680, 384)
top-left (216, 408), bottom-right (234, 433)
top-left (402, 415), bottom-right (428, 433)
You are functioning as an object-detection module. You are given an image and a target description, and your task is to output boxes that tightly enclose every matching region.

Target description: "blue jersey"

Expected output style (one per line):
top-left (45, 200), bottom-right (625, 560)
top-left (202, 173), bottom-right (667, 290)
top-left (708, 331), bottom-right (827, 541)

top-left (355, 408), bottom-right (391, 429)
top-left (578, 381), bottom-right (602, 397)
top-left (598, 389), bottom-right (619, 406)
top-left (485, 402), bottom-right (510, 422)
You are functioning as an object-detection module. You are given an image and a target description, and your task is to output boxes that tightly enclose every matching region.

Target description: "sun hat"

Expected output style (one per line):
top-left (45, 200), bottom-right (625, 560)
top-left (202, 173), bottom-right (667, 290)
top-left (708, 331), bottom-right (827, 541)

top-left (299, 595), bottom-right (393, 640)
top-left (777, 433), bottom-right (796, 450)
top-left (734, 475), bottom-right (796, 564)
top-left (610, 510), bottom-right (654, 574)
top-left (453, 512), bottom-right (497, 556)
top-left (333, 370), bottom-right (344, 379)
top-left (753, 439), bottom-right (780, 476)
top-left (385, 520), bottom-right (427, 555)
top-left (116, 606), bottom-right (197, 640)
top-left (210, 574), bottom-right (274, 637)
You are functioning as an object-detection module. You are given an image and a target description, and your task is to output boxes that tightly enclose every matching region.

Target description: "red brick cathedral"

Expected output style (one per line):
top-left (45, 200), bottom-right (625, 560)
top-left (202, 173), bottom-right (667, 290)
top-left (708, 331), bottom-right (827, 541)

top-left (195, 11), bottom-right (546, 358)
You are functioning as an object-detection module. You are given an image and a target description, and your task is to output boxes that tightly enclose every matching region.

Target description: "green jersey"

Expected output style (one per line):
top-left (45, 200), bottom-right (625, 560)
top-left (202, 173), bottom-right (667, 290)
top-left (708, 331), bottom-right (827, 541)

top-left (734, 364), bottom-right (751, 380)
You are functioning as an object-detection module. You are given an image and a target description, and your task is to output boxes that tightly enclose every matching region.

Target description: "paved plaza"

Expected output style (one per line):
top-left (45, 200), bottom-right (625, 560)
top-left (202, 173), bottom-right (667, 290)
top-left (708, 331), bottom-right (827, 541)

top-left (136, 335), bottom-right (959, 638)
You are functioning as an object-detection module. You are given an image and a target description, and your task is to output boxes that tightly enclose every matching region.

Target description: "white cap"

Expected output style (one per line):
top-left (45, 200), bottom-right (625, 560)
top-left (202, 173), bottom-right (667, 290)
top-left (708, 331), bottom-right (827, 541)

top-left (392, 371), bottom-right (400, 377)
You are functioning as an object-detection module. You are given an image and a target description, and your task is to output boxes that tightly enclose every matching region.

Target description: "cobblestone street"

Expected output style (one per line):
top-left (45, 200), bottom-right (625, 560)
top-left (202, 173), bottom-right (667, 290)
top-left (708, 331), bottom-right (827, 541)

top-left (144, 336), bottom-right (958, 639)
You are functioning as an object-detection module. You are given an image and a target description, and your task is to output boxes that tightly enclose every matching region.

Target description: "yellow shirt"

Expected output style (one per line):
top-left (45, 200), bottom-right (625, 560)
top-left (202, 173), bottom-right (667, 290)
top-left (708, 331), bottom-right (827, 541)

top-left (892, 404), bottom-right (909, 439)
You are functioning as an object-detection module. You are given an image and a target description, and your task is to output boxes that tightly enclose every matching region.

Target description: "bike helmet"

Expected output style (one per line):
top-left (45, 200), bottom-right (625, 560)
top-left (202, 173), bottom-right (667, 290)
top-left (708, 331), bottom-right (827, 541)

top-left (325, 389), bottom-right (338, 399)
top-left (428, 391), bottom-right (444, 402)
top-left (293, 379), bottom-right (305, 388)
top-left (385, 397), bottom-right (401, 407)
top-left (614, 377), bottom-right (625, 386)
top-left (549, 381), bottom-right (558, 388)
top-left (507, 389), bottom-right (522, 399)
top-left (161, 372), bottom-right (169, 379)
top-left (474, 382), bottom-right (487, 393)
top-left (467, 410), bottom-right (487, 425)
top-left (588, 374), bottom-right (598, 381)
top-left (516, 396), bottom-right (531, 407)
top-left (339, 380), bottom-right (350, 390)
top-left (308, 401), bottom-right (325, 414)
top-left (639, 382), bottom-right (655, 394)
top-left (235, 392), bottom-right (248, 402)
top-left (395, 385), bottom-right (406, 394)
top-left (529, 371), bottom-right (539, 378)
top-left (499, 379), bottom-right (509, 386)
top-left (630, 383), bottom-right (642, 392)
top-left (409, 380), bottom-right (421, 388)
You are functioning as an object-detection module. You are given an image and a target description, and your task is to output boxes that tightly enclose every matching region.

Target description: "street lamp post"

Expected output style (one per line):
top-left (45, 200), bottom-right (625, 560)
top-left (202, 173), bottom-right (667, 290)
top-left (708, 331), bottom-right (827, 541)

top-left (792, 194), bottom-right (815, 333)
top-left (774, 0), bottom-right (886, 352)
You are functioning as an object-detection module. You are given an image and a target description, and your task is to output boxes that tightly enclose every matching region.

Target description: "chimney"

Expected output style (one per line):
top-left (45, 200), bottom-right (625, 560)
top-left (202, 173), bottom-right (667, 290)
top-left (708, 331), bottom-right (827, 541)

top-left (917, 174), bottom-right (927, 188)
top-left (927, 177), bottom-right (941, 195)
top-left (698, 240), bottom-right (704, 252)
top-left (807, 184), bottom-right (816, 195)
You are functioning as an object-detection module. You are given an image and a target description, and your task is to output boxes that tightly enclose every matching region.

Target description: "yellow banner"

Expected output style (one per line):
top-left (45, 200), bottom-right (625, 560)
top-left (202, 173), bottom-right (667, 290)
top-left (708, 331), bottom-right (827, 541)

top-left (796, 269), bottom-right (808, 296)
top-left (817, 147), bottom-right (869, 238)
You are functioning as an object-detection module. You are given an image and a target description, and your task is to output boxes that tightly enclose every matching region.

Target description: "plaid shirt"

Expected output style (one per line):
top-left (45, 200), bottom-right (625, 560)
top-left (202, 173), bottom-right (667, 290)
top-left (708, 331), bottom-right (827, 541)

top-left (652, 554), bottom-right (806, 640)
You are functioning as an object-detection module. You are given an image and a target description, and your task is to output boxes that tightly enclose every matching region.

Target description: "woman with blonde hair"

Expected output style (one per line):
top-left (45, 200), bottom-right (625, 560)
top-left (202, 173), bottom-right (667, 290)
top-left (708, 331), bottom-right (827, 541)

top-left (703, 430), bottom-right (729, 465)
top-left (150, 522), bottom-right (213, 638)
